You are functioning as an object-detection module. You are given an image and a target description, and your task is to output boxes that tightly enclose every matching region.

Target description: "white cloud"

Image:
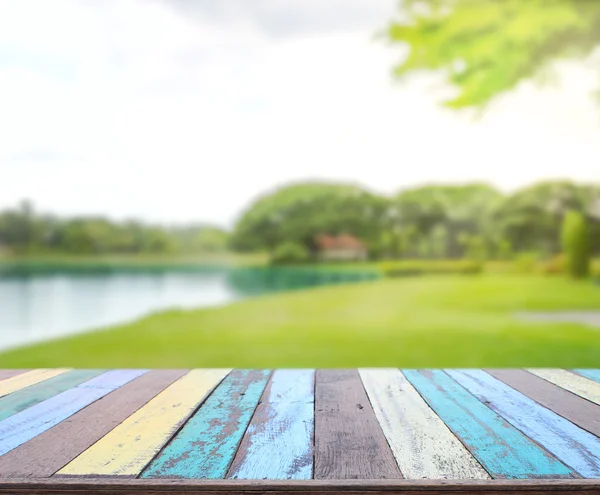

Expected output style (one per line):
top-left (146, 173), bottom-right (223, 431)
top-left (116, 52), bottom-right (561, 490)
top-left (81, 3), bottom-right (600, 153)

top-left (0, 0), bottom-right (599, 227)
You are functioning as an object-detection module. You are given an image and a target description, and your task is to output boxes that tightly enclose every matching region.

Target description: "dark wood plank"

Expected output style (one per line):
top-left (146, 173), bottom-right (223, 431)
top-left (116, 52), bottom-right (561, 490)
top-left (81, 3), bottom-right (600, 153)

top-left (314, 369), bottom-right (402, 480)
top-left (486, 369), bottom-right (600, 438)
top-left (0, 478), bottom-right (599, 495)
top-left (0, 370), bottom-right (30, 381)
top-left (0, 369), bottom-right (188, 478)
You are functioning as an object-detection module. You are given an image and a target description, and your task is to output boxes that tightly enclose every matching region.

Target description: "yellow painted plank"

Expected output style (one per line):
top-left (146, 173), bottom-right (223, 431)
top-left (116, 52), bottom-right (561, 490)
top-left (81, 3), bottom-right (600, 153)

top-left (0, 369), bottom-right (71, 398)
top-left (58, 368), bottom-right (231, 476)
top-left (527, 368), bottom-right (600, 406)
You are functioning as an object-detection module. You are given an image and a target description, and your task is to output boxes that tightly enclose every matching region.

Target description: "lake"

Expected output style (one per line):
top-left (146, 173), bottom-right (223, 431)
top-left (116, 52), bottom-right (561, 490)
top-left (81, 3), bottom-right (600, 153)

top-left (0, 266), bottom-right (377, 351)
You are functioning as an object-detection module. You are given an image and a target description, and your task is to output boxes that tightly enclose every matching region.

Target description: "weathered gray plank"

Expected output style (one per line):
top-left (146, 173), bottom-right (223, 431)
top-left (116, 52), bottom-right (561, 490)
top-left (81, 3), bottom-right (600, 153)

top-left (314, 369), bottom-right (402, 480)
top-left (487, 369), bottom-right (600, 438)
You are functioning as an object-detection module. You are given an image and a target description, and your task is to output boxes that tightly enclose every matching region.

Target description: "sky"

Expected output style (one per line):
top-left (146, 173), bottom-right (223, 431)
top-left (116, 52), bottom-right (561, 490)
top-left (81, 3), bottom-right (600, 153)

top-left (1, 0), bottom-right (599, 227)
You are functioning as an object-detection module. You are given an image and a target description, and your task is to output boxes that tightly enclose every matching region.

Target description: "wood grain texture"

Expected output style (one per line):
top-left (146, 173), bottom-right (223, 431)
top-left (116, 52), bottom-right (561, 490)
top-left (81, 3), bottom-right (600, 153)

top-left (447, 370), bottom-right (600, 478)
top-left (0, 370), bottom-right (106, 422)
top-left (573, 370), bottom-right (600, 383)
top-left (57, 369), bottom-right (231, 477)
top-left (227, 369), bottom-right (315, 480)
top-left (403, 369), bottom-right (572, 479)
top-left (0, 370), bottom-right (29, 381)
top-left (142, 369), bottom-right (271, 479)
top-left (0, 370), bottom-right (147, 458)
top-left (0, 369), bottom-right (188, 478)
top-left (486, 369), bottom-right (600, 438)
top-left (1, 478), bottom-right (600, 495)
top-left (360, 369), bottom-right (488, 480)
top-left (527, 369), bottom-right (600, 406)
top-left (0, 369), bottom-right (71, 398)
top-left (314, 369), bottom-right (402, 480)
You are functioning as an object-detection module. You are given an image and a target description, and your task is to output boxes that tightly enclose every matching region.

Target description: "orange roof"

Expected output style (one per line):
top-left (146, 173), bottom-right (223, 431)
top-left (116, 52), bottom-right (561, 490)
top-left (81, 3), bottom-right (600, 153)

top-left (315, 234), bottom-right (366, 250)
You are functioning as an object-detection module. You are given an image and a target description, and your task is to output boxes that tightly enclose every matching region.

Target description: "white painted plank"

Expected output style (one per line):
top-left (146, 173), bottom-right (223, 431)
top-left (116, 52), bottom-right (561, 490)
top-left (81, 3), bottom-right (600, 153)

top-left (528, 369), bottom-right (600, 406)
top-left (359, 368), bottom-right (489, 480)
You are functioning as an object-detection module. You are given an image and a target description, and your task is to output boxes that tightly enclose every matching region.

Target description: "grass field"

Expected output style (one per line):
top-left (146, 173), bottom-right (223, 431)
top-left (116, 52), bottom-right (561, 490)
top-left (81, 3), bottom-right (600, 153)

top-left (1, 274), bottom-right (599, 368)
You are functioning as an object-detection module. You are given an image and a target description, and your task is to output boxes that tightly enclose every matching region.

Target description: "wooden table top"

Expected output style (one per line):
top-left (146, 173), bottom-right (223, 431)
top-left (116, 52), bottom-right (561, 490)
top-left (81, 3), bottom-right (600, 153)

top-left (0, 368), bottom-right (599, 494)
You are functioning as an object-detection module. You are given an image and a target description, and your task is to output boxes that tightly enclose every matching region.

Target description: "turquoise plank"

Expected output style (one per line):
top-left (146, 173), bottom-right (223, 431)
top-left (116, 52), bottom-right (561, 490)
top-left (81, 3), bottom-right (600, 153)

top-left (403, 369), bottom-right (573, 479)
top-left (0, 369), bottom-right (106, 422)
top-left (142, 369), bottom-right (271, 479)
top-left (447, 369), bottom-right (600, 478)
top-left (0, 369), bottom-right (147, 457)
top-left (227, 369), bottom-right (315, 480)
top-left (573, 369), bottom-right (600, 383)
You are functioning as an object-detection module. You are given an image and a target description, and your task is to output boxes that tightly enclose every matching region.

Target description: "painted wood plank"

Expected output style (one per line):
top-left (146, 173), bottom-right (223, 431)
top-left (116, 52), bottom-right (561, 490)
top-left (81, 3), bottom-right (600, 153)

top-left (0, 369), bottom-right (147, 458)
top-left (57, 368), bottom-right (231, 477)
top-left (360, 369), bottom-right (488, 480)
top-left (314, 369), bottom-right (402, 480)
top-left (486, 369), bottom-right (600, 438)
top-left (142, 369), bottom-right (271, 479)
top-left (227, 369), bottom-right (315, 480)
top-left (574, 369), bottom-right (600, 383)
top-left (0, 370), bottom-right (30, 381)
top-left (447, 369), bottom-right (600, 479)
top-left (528, 369), bottom-right (600, 406)
top-left (403, 369), bottom-right (572, 479)
top-left (0, 369), bottom-right (187, 478)
top-left (0, 369), bottom-right (71, 398)
top-left (0, 369), bottom-right (106, 422)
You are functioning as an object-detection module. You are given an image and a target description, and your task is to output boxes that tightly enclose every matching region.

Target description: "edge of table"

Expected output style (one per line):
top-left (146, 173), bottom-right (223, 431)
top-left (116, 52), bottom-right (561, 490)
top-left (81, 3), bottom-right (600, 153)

top-left (1, 479), bottom-right (600, 494)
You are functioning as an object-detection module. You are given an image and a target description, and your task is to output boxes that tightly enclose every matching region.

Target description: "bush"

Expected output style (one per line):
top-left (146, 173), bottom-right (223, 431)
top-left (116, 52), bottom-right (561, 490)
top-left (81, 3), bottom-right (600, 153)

top-left (541, 254), bottom-right (566, 275)
top-left (513, 252), bottom-right (539, 274)
top-left (270, 242), bottom-right (311, 265)
top-left (380, 259), bottom-right (483, 277)
top-left (561, 210), bottom-right (590, 279)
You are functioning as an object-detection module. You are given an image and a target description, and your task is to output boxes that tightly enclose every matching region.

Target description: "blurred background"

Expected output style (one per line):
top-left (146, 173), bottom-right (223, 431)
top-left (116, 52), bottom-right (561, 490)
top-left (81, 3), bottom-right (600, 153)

top-left (0, 0), bottom-right (599, 368)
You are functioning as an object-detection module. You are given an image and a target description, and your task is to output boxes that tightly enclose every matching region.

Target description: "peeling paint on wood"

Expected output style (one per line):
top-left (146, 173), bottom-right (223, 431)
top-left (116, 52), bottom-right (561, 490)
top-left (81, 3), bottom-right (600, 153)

top-left (404, 369), bottom-right (572, 479)
top-left (0, 370), bottom-right (147, 457)
top-left (142, 369), bottom-right (271, 479)
top-left (0, 369), bottom-right (105, 422)
top-left (227, 369), bottom-right (315, 480)
top-left (573, 369), bottom-right (600, 384)
top-left (527, 369), bottom-right (600, 406)
top-left (0, 369), bottom-right (71, 398)
top-left (447, 370), bottom-right (600, 478)
top-left (57, 369), bottom-right (230, 477)
top-left (360, 369), bottom-right (489, 480)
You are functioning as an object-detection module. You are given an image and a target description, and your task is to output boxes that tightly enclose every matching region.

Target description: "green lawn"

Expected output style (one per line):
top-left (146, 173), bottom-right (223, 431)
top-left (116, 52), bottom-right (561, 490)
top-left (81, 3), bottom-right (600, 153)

top-left (1, 274), bottom-right (600, 368)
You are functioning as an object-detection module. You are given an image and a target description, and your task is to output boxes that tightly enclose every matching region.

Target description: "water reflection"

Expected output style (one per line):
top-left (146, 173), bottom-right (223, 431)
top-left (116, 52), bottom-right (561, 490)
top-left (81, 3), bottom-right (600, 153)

top-left (0, 267), bottom-right (377, 351)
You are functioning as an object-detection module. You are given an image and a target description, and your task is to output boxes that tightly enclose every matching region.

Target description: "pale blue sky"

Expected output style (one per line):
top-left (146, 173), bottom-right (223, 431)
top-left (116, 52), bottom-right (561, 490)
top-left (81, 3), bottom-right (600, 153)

top-left (1, 0), bottom-right (599, 227)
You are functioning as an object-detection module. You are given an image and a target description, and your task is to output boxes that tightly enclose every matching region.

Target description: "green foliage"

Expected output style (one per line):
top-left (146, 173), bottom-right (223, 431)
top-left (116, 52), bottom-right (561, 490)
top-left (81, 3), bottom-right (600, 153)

top-left (389, 0), bottom-right (600, 109)
top-left (380, 259), bottom-right (483, 277)
top-left (561, 210), bottom-right (590, 278)
top-left (271, 242), bottom-right (311, 265)
top-left (0, 202), bottom-right (229, 256)
top-left (230, 182), bottom-right (388, 254)
top-left (513, 252), bottom-right (541, 274)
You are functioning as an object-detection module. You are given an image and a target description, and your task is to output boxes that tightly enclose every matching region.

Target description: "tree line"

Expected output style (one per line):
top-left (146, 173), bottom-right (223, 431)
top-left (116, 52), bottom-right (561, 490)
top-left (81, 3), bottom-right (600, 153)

top-left (230, 180), bottom-right (600, 265)
top-left (0, 200), bottom-right (228, 256)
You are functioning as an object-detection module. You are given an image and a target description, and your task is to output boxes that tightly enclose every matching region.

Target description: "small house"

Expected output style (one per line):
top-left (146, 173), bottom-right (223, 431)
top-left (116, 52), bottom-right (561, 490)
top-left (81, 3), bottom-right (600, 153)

top-left (315, 234), bottom-right (368, 261)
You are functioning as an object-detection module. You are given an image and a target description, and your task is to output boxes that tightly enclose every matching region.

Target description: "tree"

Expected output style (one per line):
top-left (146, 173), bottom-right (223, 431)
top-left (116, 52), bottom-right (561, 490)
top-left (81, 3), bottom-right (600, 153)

top-left (230, 182), bottom-right (388, 255)
top-left (561, 210), bottom-right (590, 278)
top-left (388, 0), bottom-right (600, 109)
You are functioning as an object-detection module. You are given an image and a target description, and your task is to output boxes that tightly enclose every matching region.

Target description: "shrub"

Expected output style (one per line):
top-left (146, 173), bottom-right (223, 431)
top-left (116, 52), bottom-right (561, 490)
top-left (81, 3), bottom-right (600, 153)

top-left (513, 252), bottom-right (539, 274)
top-left (380, 259), bottom-right (483, 277)
top-left (270, 242), bottom-right (311, 265)
top-left (541, 254), bottom-right (566, 275)
top-left (561, 210), bottom-right (590, 279)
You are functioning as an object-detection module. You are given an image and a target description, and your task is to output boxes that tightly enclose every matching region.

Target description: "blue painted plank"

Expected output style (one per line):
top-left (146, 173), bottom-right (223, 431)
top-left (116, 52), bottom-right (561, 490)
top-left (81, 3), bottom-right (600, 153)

top-left (447, 369), bottom-right (600, 479)
top-left (403, 369), bottom-right (573, 479)
top-left (0, 370), bottom-right (106, 422)
top-left (227, 369), bottom-right (314, 480)
top-left (142, 369), bottom-right (271, 479)
top-left (574, 369), bottom-right (600, 384)
top-left (0, 369), bottom-right (147, 457)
